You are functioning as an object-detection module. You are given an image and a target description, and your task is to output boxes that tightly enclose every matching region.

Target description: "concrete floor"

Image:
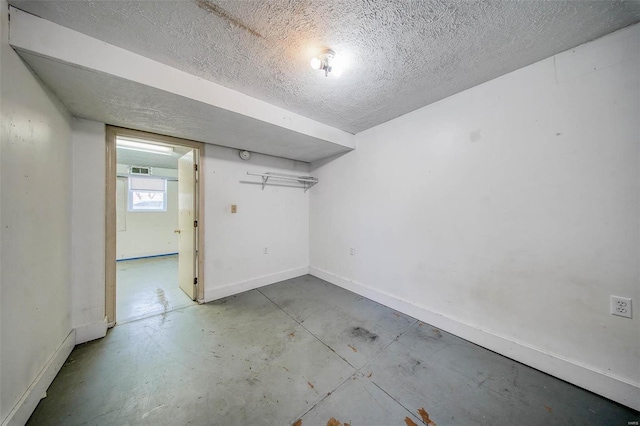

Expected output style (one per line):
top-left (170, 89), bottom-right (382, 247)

top-left (116, 255), bottom-right (195, 324)
top-left (29, 275), bottom-right (638, 425)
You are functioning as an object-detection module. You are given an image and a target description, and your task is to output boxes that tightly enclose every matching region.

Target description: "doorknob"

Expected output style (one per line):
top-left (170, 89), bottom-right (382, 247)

top-left (174, 229), bottom-right (181, 234)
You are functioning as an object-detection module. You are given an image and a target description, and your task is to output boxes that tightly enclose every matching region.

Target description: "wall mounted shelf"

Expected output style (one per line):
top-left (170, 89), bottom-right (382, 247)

top-left (246, 172), bottom-right (318, 192)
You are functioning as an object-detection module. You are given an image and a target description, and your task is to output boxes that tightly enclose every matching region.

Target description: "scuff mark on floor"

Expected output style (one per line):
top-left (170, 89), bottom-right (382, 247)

top-left (307, 381), bottom-right (314, 389)
top-left (141, 404), bottom-right (164, 419)
top-left (511, 363), bottom-right (520, 387)
top-left (404, 417), bottom-right (418, 426)
top-left (418, 407), bottom-right (436, 425)
top-left (347, 344), bottom-right (358, 352)
top-left (156, 288), bottom-right (169, 312)
top-left (401, 358), bottom-right (423, 374)
top-left (195, 0), bottom-right (264, 39)
top-left (350, 326), bottom-right (378, 342)
top-left (544, 405), bottom-right (553, 413)
top-left (289, 331), bottom-right (296, 337)
top-left (156, 288), bottom-right (170, 324)
top-left (326, 418), bottom-right (350, 426)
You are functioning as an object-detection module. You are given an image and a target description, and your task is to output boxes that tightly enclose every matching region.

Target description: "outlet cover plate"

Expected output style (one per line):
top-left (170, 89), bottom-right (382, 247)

top-left (610, 296), bottom-right (632, 318)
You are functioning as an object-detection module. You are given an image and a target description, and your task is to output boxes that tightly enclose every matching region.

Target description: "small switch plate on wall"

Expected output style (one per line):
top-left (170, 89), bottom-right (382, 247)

top-left (610, 296), bottom-right (632, 318)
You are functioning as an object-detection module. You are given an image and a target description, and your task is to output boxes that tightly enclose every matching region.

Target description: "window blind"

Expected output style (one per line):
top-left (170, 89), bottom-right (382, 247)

top-left (129, 177), bottom-right (165, 191)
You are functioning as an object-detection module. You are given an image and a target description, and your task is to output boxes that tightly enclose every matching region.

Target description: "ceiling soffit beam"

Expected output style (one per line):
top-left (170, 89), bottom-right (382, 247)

top-left (8, 6), bottom-right (354, 151)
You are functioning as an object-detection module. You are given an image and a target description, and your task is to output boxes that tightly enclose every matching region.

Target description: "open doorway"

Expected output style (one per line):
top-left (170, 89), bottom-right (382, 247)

top-left (105, 127), bottom-right (205, 326)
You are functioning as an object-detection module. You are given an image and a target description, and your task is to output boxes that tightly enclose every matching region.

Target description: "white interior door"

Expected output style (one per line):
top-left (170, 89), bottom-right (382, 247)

top-left (177, 150), bottom-right (196, 299)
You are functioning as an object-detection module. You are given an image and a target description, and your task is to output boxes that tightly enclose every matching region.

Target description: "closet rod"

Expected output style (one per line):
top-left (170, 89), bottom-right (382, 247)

top-left (246, 172), bottom-right (318, 192)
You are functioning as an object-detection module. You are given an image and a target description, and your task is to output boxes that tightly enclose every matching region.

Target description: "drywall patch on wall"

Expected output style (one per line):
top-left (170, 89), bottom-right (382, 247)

top-left (309, 23), bottom-right (640, 409)
top-left (469, 129), bottom-right (482, 143)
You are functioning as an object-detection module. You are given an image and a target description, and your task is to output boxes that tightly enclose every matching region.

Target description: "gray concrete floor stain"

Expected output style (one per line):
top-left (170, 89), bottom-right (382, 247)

top-left (116, 255), bottom-right (195, 324)
top-left (28, 275), bottom-right (639, 425)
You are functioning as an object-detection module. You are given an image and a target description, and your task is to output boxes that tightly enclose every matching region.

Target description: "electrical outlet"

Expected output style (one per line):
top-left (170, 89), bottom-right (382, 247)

top-left (610, 296), bottom-right (632, 319)
top-left (350, 247), bottom-right (355, 256)
top-left (263, 247), bottom-right (268, 255)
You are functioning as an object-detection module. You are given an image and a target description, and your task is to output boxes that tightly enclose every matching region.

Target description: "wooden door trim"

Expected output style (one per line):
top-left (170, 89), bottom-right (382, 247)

top-left (105, 126), bottom-right (206, 326)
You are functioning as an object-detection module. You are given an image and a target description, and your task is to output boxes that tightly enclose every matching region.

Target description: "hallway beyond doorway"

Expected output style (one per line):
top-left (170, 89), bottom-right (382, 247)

top-left (116, 255), bottom-right (195, 324)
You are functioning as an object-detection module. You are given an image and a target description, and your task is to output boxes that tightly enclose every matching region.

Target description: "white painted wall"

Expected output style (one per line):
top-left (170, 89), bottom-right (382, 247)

top-left (71, 135), bottom-right (310, 316)
top-left (203, 145), bottom-right (310, 301)
top-left (310, 24), bottom-right (640, 409)
top-left (116, 171), bottom-right (178, 260)
top-left (71, 119), bottom-right (106, 344)
top-left (0, 0), bottom-right (74, 421)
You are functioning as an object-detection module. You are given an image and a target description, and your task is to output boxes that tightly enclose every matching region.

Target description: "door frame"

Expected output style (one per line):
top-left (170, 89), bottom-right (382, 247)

top-left (105, 126), bottom-right (205, 327)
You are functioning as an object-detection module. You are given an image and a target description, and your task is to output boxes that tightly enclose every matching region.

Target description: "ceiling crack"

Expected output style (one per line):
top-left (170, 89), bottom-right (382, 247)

top-left (196, 0), bottom-right (264, 39)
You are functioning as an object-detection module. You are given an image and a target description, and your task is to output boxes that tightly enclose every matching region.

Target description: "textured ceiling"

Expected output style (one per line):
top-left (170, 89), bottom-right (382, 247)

top-left (10, 1), bottom-right (640, 134)
top-left (17, 50), bottom-right (351, 163)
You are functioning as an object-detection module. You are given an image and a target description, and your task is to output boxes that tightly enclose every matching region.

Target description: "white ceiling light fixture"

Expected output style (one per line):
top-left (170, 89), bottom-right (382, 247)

top-left (310, 48), bottom-right (343, 77)
top-left (117, 137), bottom-right (174, 156)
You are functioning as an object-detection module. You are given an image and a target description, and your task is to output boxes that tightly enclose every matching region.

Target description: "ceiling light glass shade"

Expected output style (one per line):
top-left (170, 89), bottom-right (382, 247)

top-left (331, 63), bottom-right (343, 77)
top-left (117, 137), bottom-right (173, 156)
top-left (310, 48), bottom-right (344, 77)
top-left (310, 57), bottom-right (322, 70)
top-left (331, 55), bottom-right (346, 77)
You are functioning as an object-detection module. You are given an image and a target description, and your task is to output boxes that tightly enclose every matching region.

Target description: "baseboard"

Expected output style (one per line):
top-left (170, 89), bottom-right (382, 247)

top-left (1, 330), bottom-right (76, 426)
top-left (204, 266), bottom-right (309, 302)
top-left (75, 318), bottom-right (108, 344)
top-left (116, 252), bottom-right (178, 262)
top-left (309, 266), bottom-right (640, 411)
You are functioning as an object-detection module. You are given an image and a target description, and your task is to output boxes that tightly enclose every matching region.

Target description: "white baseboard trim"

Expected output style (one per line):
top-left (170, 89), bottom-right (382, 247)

top-left (75, 318), bottom-right (108, 344)
top-left (204, 266), bottom-right (309, 302)
top-left (309, 266), bottom-right (640, 411)
top-left (1, 330), bottom-right (76, 426)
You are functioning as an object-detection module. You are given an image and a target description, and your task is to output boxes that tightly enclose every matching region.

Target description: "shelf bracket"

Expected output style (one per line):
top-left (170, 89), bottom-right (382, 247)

top-left (247, 172), bottom-right (318, 192)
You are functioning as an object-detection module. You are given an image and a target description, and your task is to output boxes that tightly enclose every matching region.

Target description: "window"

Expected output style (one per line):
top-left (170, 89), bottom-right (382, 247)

top-left (128, 176), bottom-right (167, 212)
